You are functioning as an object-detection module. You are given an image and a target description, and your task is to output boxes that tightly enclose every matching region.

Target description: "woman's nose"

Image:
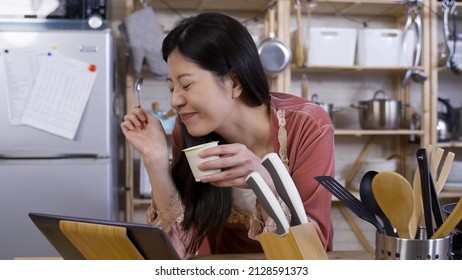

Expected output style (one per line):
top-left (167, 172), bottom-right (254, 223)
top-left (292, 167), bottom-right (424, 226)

top-left (170, 90), bottom-right (186, 109)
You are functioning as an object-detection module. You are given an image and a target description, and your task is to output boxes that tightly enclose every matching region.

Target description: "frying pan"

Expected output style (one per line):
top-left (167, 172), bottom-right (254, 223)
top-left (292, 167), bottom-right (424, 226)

top-left (258, 2), bottom-right (292, 77)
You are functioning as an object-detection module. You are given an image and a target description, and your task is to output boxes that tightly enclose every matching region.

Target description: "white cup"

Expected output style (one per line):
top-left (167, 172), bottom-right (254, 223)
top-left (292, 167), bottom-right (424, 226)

top-left (183, 141), bottom-right (221, 182)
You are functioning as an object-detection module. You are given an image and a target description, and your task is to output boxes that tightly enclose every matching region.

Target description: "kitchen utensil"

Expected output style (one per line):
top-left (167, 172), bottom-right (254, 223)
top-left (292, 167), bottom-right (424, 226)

top-left (442, 0), bottom-right (461, 75)
top-left (435, 151), bottom-right (455, 193)
top-left (359, 170), bottom-right (396, 236)
top-left (402, 0), bottom-right (427, 87)
top-left (258, 1), bottom-right (291, 77)
top-left (314, 176), bottom-right (385, 234)
top-left (416, 149), bottom-right (434, 237)
top-left (246, 172), bottom-right (289, 236)
top-left (293, 0), bottom-right (304, 67)
top-left (134, 76), bottom-right (143, 106)
top-left (430, 172), bottom-right (444, 229)
top-left (437, 97), bottom-right (456, 142)
top-left (351, 90), bottom-right (402, 130)
top-left (301, 73), bottom-right (308, 99)
top-left (432, 198), bottom-right (462, 239)
top-left (411, 144), bottom-right (433, 238)
top-left (376, 228), bottom-right (451, 260)
top-left (262, 153), bottom-right (308, 226)
top-left (371, 171), bottom-right (414, 239)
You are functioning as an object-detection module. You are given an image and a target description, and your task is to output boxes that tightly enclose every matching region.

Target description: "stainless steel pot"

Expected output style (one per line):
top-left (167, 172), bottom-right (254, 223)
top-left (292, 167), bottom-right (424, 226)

top-left (352, 90), bottom-right (402, 130)
top-left (311, 94), bottom-right (334, 119)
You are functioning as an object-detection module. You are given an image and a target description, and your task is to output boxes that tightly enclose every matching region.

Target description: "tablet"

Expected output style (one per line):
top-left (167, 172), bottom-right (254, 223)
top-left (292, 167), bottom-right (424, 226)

top-left (28, 212), bottom-right (180, 260)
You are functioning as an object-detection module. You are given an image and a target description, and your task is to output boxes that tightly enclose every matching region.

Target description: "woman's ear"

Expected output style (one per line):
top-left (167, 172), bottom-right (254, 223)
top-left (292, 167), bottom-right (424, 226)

top-left (229, 71), bottom-right (243, 99)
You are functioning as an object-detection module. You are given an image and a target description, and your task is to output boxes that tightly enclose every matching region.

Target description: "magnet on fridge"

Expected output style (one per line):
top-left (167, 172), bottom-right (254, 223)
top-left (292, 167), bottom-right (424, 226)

top-left (88, 64), bottom-right (97, 72)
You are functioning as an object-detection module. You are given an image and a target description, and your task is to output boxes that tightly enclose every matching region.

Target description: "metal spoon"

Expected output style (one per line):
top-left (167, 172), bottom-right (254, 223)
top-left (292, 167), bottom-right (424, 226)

top-left (134, 76), bottom-right (143, 106)
top-left (359, 170), bottom-right (396, 237)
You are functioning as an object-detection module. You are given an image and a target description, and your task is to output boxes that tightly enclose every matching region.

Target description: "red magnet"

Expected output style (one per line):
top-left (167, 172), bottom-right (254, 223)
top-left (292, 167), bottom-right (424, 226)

top-left (88, 64), bottom-right (97, 72)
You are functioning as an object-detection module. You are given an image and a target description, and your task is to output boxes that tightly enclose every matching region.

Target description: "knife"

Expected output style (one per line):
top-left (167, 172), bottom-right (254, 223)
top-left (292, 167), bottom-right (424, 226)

top-left (246, 172), bottom-right (290, 236)
top-left (261, 152), bottom-right (308, 226)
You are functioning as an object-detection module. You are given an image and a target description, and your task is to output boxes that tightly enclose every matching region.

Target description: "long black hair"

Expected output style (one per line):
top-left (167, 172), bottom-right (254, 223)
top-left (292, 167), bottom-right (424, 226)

top-left (162, 12), bottom-right (270, 253)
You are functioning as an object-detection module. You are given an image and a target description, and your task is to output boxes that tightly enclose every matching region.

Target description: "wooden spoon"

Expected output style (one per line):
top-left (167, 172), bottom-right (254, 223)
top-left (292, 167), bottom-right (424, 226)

top-left (431, 197), bottom-right (462, 239)
top-left (372, 171), bottom-right (415, 239)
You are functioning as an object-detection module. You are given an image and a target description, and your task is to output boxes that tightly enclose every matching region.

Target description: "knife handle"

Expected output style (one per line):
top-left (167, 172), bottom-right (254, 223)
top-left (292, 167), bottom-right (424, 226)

top-left (262, 153), bottom-right (308, 226)
top-left (246, 172), bottom-right (290, 236)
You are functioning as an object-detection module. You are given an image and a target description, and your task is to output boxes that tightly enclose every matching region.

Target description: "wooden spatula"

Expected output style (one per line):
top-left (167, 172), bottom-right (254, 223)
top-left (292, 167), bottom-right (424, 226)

top-left (431, 197), bottom-right (462, 239)
top-left (410, 144), bottom-right (433, 238)
top-left (372, 171), bottom-right (415, 239)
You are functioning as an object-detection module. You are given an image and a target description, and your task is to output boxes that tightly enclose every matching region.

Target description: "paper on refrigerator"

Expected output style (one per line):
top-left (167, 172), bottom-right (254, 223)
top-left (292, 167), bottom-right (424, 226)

top-left (1, 48), bottom-right (97, 140)
top-left (1, 47), bottom-right (49, 125)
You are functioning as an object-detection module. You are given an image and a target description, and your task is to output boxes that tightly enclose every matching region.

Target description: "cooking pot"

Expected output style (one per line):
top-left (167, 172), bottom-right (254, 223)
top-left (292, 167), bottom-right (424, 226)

top-left (311, 93), bottom-right (334, 119)
top-left (437, 97), bottom-right (456, 142)
top-left (351, 90), bottom-right (402, 130)
top-left (442, 202), bottom-right (462, 231)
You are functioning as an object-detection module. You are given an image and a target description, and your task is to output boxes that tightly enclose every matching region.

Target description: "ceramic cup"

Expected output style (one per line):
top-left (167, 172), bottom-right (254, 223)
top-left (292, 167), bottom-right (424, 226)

top-left (183, 141), bottom-right (221, 182)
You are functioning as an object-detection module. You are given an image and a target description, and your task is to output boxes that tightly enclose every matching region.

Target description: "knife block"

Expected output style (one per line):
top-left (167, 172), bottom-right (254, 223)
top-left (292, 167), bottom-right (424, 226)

top-left (258, 222), bottom-right (328, 260)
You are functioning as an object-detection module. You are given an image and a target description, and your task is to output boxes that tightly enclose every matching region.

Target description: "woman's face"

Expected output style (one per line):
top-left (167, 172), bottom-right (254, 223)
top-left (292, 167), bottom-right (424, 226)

top-left (167, 50), bottom-right (236, 137)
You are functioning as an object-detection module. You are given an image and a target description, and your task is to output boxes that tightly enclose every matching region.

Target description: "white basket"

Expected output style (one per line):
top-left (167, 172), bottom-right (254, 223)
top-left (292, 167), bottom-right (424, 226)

top-left (357, 28), bottom-right (413, 67)
top-left (447, 40), bottom-right (462, 67)
top-left (308, 27), bottom-right (357, 66)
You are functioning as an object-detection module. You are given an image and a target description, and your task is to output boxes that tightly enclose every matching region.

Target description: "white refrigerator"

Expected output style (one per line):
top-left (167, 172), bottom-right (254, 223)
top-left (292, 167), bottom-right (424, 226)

top-left (0, 21), bottom-right (120, 259)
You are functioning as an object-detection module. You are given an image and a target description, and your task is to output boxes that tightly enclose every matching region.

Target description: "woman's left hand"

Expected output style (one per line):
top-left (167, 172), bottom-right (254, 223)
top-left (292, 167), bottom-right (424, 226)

top-left (197, 143), bottom-right (272, 189)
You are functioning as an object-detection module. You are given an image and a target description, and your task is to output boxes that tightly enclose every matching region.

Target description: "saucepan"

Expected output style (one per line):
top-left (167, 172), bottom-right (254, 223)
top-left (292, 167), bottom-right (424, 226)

top-left (258, 1), bottom-right (292, 77)
top-left (443, 202), bottom-right (462, 231)
top-left (311, 94), bottom-right (340, 120)
top-left (351, 90), bottom-right (403, 130)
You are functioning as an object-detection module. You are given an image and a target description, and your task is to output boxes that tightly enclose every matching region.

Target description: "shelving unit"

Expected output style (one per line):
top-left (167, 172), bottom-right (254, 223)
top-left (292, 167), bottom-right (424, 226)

top-left (426, 1), bottom-right (462, 201)
top-left (120, 0), bottom-right (462, 224)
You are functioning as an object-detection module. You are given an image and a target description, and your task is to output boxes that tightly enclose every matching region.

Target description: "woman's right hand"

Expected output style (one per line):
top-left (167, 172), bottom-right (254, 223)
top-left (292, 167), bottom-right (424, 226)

top-left (120, 105), bottom-right (169, 160)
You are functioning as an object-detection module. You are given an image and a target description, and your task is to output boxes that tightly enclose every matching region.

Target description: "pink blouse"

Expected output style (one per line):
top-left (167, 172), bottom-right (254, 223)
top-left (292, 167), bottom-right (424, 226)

top-left (146, 92), bottom-right (335, 259)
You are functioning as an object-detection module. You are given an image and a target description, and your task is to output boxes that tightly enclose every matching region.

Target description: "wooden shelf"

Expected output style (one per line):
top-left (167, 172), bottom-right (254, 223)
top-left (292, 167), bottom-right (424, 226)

top-left (437, 141), bottom-right (462, 148)
top-left (292, 65), bottom-right (423, 74)
top-left (335, 129), bottom-right (425, 136)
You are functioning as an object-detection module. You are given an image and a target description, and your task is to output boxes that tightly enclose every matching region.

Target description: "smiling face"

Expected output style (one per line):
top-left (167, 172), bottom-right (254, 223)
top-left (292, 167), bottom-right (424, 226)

top-left (167, 50), bottom-right (240, 137)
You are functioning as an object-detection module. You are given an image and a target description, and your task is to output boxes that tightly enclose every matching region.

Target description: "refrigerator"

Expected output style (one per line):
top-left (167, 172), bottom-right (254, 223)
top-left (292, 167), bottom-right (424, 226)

top-left (0, 20), bottom-right (120, 259)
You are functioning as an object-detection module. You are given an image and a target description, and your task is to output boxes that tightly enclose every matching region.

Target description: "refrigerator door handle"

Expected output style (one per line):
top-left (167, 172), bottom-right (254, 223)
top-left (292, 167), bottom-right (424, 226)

top-left (0, 153), bottom-right (107, 160)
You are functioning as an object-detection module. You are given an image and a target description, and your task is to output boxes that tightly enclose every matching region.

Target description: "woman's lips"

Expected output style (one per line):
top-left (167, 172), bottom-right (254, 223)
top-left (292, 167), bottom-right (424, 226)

top-left (180, 112), bottom-right (196, 122)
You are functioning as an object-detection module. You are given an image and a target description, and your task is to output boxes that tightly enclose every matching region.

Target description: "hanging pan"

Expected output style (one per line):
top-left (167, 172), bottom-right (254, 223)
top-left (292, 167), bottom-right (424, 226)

top-left (258, 2), bottom-right (292, 78)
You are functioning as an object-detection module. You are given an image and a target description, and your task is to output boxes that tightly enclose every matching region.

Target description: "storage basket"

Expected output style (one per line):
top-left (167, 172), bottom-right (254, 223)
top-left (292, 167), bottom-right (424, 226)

top-left (357, 28), bottom-right (407, 67)
top-left (447, 40), bottom-right (462, 67)
top-left (375, 228), bottom-right (451, 260)
top-left (308, 27), bottom-right (357, 66)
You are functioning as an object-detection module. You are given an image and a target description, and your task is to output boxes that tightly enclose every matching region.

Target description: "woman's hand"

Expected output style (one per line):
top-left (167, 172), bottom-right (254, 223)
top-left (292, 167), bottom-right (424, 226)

top-left (120, 105), bottom-right (169, 161)
top-left (197, 143), bottom-right (273, 189)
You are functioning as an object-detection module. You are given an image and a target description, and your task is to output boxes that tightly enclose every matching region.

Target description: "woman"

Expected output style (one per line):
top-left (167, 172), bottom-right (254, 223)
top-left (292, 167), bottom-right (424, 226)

top-left (121, 12), bottom-right (334, 259)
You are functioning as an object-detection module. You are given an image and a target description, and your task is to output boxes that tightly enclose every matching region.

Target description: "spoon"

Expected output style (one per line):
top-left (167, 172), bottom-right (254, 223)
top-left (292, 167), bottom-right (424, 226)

top-left (134, 76), bottom-right (143, 106)
top-left (431, 197), bottom-right (462, 239)
top-left (359, 170), bottom-right (396, 237)
top-left (372, 171), bottom-right (415, 239)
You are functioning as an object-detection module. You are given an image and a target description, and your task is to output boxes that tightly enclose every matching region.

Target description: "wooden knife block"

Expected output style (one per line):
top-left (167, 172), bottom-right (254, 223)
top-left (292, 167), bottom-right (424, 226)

top-left (258, 222), bottom-right (328, 260)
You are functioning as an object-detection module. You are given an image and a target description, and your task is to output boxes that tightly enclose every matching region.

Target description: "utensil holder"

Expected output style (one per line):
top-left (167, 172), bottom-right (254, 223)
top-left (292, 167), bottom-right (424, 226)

top-left (258, 222), bottom-right (328, 260)
top-left (375, 228), bottom-right (451, 260)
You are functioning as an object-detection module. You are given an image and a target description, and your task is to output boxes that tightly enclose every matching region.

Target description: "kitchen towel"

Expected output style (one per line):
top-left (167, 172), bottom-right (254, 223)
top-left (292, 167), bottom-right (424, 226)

top-left (123, 7), bottom-right (167, 77)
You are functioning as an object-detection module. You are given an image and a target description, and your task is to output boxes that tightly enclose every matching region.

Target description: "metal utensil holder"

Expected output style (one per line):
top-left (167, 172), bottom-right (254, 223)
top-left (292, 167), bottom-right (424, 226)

top-left (375, 228), bottom-right (451, 260)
